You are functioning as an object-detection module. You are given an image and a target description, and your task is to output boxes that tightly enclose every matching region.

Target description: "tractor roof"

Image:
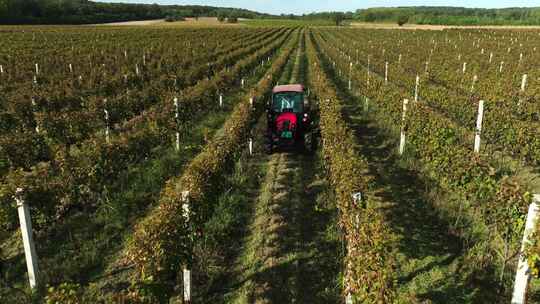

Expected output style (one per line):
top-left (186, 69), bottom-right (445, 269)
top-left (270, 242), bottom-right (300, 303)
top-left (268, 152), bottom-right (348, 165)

top-left (272, 84), bottom-right (304, 94)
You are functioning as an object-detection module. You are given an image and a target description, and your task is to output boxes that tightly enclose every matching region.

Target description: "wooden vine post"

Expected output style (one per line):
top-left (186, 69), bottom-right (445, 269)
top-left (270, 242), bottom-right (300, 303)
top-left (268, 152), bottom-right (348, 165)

top-left (366, 55), bottom-right (370, 86)
top-left (345, 192), bottom-right (363, 304)
top-left (174, 97), bottom-right (180, 151)
top-left (15, 188), bottom-right (39, 289)
top-left (474, 100), bottom-right (485, 153)
top-left (31, 97), bottom-right (40, 133)
top-left (511, 194), bottom-right (540, 304)
top-left (521, 74), bottom-right (528, 92)
top-left (414, 75), bottom-right (419, 102)
top-left (384, 61), bottom-right (388, 85)
top-left (471, 75), bottom-right (478, 92)
top-left (399, 99), bottom-right (409, 155)
top-left (103, 99), bottom-right (110, 144)
top-left (348, 62), bottom-right (352, 90)
top-left (364, 97), bottom-right (369, 112)
top-left (181, 190), bottom-right (192, 303)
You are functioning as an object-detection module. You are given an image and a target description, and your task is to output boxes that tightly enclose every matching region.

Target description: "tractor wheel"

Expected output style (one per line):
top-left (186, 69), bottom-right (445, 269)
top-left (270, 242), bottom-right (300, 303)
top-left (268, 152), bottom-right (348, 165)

top-left (304, 132), bottom-right (317, 155)
top-left (264, 135), bottom-right (273, 154)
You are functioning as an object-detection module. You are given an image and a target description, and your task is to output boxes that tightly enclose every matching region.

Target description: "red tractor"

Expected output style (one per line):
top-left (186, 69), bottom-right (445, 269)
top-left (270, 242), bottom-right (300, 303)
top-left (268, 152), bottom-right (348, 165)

top-left (265, 84), bottom-right (316, 154)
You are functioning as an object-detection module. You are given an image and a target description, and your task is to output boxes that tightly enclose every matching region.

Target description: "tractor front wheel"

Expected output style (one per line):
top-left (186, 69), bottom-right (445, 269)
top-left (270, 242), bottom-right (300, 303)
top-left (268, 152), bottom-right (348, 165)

top-left (303, 132), bottom-right (317, 155)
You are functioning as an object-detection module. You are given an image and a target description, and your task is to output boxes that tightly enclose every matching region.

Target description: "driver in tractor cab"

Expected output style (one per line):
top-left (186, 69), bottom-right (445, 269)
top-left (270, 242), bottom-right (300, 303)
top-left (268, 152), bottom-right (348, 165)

top-left (265, 84), bottom-right (317, 154)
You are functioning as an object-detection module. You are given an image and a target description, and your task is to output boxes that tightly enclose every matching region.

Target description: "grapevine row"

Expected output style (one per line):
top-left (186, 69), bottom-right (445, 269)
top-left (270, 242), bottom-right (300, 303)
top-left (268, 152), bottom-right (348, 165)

top-left (305, 30), bottom-right (397, 302)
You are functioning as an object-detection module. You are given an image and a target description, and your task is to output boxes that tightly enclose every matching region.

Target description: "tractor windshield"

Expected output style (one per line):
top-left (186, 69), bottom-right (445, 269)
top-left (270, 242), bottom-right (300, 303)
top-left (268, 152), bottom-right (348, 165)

top-left (272, 92), bottom-right (303, 113)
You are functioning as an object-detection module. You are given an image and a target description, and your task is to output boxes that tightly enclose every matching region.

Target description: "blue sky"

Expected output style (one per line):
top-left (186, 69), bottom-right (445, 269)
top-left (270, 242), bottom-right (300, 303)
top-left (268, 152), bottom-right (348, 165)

top-left (97, 0), bottom-right (540, 15)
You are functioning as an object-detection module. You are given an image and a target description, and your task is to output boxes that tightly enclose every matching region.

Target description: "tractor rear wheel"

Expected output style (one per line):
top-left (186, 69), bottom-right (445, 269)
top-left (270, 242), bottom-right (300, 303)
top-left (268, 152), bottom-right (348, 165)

top-left (264, 134), bottom-right (273, 154)
top-left (303, 133), bottom-right (315, 155)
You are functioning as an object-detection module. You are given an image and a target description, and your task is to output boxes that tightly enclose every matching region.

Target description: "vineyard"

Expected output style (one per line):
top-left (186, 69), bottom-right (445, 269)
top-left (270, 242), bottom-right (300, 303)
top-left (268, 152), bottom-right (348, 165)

top-left (1, 24), bottom-right (540, 303)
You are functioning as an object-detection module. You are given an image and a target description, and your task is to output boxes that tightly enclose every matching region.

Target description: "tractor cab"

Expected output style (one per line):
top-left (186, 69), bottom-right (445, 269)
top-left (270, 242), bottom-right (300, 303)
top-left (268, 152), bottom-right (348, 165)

top-left (265, 84), bottom-right (315, 153)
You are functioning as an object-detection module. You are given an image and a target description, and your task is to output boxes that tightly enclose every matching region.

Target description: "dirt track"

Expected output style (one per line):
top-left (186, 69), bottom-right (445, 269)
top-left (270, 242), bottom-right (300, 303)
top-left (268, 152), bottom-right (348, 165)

top-left (91, 17), bottom-right (244, 27)
top-left (92, 19), bottom-right (164, 26)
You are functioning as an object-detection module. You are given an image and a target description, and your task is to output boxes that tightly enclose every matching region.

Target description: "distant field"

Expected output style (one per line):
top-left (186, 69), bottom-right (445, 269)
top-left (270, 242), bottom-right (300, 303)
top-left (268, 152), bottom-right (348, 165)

top-left (242, 18), bottom-right (335, 27)
top-left (92, 19), bottom-right (165, 26)
top-left (91, 17), bottom-right (334, 28)
top-left (93, 17), bottom-right (243, 27)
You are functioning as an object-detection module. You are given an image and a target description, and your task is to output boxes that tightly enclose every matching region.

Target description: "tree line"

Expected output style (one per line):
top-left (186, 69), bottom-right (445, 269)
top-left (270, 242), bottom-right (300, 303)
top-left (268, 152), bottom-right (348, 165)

top-left (355, 7), bottom-right (540, 26)
top-left (0, 0), bottom-right (268, 24)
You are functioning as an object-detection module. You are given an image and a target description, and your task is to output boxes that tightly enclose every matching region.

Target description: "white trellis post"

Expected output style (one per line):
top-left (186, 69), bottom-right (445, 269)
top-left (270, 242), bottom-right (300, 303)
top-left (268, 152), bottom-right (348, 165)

top-left (103, 101), bottom-right (110, 144)
top-left (346, 292), bottom-right (353, 304)
top-left (499, 61), bottom-right (504, 73)
top-left (0, 65), bottom-right (4, 74)
top-left (248, 138), bottom-right (253, 155)
top-left (31, 98), bottom-right (40, 133)
top-left (346, 192), bottom-right (363, 304)
top-left (249, 97), bottom-right (254, 108)
top-left (474, 100), bottom-right (485, 153)
top-left (489, 52), bottom-right (493, 63)
top-left (521, 74), bottom-right (528, 92)
top-left (174, 97), bottom-right (180, 151)
top-left (364, 97), bottom-right (369, 112)
top-left (399, 99), bottom-right (409, 155)
top-left (471, 75), bottom-right (478, 92)
top-left (181, 190), bottom-right (191, 303)
top-left (348, 62), bottom-right (352, 90)
top-left (398, 54), bottom-right (402, 64)
top-left (367, 55), bottom-right (370, 86)
top-left (414, 75), bottom-right (420, 102)
top-left (15, 188), bottom-right (39, 290)
top-left (142, 54), bottom-right (146, 66)
top-left (462, 62), bottom-right (467, 74)
top-left (511, 194), bottom-right (540, 304)
top-left (35, 63), bottom-right (39, 75)
top-left (135, 64), bottom-right (139, 76)
top-left (68, 63), bottom-right (73, 74)
top-left (384, 62), bottom-right (388, 85)
top-left (241, 78), bottom-right (245, 88)
top-left (219, 94), bottom-right (223, 108)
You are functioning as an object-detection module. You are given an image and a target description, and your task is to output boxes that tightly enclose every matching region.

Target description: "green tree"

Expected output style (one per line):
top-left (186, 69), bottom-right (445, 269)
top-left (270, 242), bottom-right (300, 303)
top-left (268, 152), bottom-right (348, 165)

top-left (364, 12), bottom-right (376, 22)
top-left (0, 0), bottom-right (8, 17)
top-left (217, 11), bottom-right (226, 22)
top-left (397, 14), bottom-right (409, 26)
top-left (333, 12), bottom-right (344, 26)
